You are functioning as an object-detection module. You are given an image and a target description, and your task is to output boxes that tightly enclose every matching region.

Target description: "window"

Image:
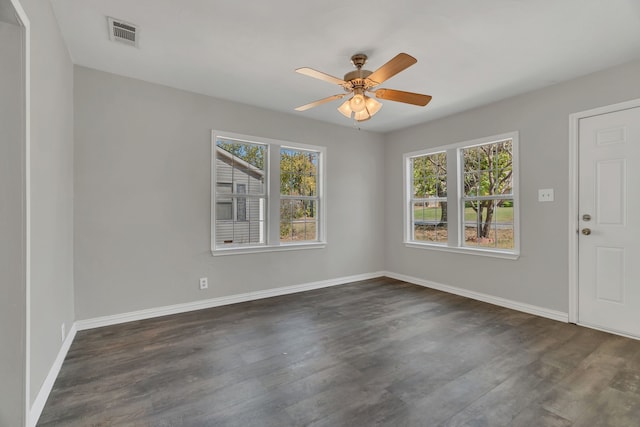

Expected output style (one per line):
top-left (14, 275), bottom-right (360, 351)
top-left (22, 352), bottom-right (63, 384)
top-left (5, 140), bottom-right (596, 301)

top-left (212, 131), bottom-right (326, 254)
top-left (410, 151), bottom-right (448, 244)
top-left (280, 148), bottom-right (320, 242)
top-left (461, 140), bottom-right (515, 250)
top-left (404, 132), bottom-right (519, 258)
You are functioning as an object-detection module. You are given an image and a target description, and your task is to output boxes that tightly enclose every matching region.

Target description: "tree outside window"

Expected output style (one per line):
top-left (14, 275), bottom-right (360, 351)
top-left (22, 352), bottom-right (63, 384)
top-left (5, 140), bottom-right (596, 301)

top-left (462, 140), bottom-right (514, 249)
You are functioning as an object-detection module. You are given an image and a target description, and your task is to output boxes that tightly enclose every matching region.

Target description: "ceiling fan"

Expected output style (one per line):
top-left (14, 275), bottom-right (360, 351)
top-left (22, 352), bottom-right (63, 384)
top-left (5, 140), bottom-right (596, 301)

top-left (295, 53), bottom-right (432, 122)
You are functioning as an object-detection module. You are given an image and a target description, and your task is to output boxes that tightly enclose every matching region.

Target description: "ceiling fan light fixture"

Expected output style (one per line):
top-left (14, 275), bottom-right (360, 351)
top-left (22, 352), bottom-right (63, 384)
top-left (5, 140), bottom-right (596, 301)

top-left (352, 96), bottom-right (382, 122)
top-left (339, 94), bottom-right (383, 121)
top-left (365, 96), bottom-right (382, 116)
top-left (349, 89), bottom-right (366, 112)
top-left (337, 99), bottom-right (353, 118)
top-left (353, 109), bottom-right (372, 122)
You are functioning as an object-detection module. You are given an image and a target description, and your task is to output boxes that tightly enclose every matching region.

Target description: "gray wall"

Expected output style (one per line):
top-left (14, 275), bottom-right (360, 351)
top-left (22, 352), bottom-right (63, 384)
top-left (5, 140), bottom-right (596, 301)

top-left (74, 60), bottom-right (640, 321)
top-left (20, 0), bottom-right (75, 406)
top-left (73, 66), bottom-right (385, 320)
top-left (0, 14), bottom-right (26, 427)
top-left (384, 59), bottom-right (640, 312)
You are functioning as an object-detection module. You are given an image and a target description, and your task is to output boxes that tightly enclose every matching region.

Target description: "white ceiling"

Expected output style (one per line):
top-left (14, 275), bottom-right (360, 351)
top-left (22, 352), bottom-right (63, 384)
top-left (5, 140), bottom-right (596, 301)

top-left (50, 0), bottom-right (640, 133)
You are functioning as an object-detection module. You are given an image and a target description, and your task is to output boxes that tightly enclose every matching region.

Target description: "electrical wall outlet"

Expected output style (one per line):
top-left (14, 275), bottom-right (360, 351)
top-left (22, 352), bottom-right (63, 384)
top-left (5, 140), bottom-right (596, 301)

top-left (61, 323), bottom-right (66, 342)
top-left (538, 188), bottom-right (554, 202)
top-left (199, 277), bottom-right (208, 290)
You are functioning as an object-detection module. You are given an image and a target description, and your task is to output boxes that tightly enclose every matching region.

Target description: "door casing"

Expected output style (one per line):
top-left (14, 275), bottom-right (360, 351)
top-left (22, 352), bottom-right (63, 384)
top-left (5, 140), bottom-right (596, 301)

top-left (2, 0), bottom-right (30, 424)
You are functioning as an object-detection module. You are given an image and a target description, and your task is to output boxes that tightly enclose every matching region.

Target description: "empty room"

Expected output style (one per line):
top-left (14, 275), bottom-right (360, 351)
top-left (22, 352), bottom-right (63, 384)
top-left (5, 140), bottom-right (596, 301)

top-left (3, 0), bottom-right (640, 426)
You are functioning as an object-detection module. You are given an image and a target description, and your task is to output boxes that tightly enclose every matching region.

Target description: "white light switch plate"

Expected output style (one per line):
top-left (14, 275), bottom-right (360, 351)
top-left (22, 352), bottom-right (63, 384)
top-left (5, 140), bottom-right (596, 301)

top-left (538, 188), bottom-right (554, 202)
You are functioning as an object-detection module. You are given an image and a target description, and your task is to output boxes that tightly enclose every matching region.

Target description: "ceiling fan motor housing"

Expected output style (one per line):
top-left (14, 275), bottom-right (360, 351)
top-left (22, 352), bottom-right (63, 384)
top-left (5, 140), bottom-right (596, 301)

top-left (343, 70), bottom-right (374, 91)
top-left (344, 54), bottom-right (374, 91)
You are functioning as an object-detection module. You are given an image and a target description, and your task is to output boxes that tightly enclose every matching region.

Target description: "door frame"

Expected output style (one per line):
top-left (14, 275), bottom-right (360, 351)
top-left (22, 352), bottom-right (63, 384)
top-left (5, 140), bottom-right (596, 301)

top-left (4, 0), bottom-right (31, 424)
top-left (568, 98), bottom-right (640, 327)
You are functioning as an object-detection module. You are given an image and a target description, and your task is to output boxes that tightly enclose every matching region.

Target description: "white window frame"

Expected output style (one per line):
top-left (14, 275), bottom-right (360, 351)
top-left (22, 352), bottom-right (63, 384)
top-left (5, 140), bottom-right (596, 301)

top-left (211, 130), bottom-right (327, 256)
top-left (403, 131), bottom-right (520, 259)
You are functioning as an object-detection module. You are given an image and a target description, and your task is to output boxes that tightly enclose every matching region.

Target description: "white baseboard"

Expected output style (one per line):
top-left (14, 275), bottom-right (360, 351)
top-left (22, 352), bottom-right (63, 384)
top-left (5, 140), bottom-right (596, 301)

top-left (384, 271), bottom-right (569, 323)
top-left (29, 322), bottom-right (77, 427)
top-left (76, 271), bottom-right (386, 331)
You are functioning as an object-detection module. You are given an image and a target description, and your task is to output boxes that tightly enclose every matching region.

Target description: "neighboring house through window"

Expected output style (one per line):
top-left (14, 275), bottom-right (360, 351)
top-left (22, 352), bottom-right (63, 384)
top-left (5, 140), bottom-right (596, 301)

top-left (404, 132), bottom-right (519, 258)
top-left (215, 183), bottom-right (233, 221)
top-left (236, 183), bottom-right (247, 222)
top-left (214, 140), bottom-right (265, 247)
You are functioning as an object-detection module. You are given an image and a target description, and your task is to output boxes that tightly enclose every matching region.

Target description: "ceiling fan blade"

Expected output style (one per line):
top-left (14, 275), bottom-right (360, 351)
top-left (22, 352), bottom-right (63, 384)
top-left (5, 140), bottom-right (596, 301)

top-left (295, 94), bottom-right (346, 111)
top-left (366, 53), bottom-right (417, 86)
top-left (295, 67), bottom-right (347, 86)
top-left (375, 89), bottom-right (432, 106)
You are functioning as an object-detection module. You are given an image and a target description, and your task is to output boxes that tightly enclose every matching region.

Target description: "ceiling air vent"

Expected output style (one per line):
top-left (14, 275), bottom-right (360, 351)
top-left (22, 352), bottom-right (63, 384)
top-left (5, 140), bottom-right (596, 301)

top-left (107, 17), bottom-right (138, 47)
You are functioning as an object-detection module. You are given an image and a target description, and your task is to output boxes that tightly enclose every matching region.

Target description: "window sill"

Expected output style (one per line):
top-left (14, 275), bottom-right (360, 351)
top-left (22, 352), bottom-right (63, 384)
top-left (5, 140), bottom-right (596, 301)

top-left (212, 242), bottom-right (327, 256)
top-left (404, 242), bottom-right (520, 260)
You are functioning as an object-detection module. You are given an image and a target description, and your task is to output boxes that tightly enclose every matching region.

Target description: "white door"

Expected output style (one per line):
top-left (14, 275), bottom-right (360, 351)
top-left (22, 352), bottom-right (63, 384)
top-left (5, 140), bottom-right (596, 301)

top-left (578, 106), bottom-right (640, 338)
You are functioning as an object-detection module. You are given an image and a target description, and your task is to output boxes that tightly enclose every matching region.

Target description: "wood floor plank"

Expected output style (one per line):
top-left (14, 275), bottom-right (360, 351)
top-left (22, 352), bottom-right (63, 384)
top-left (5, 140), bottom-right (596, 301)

top-left (38, 278), bottom-right (640, 426)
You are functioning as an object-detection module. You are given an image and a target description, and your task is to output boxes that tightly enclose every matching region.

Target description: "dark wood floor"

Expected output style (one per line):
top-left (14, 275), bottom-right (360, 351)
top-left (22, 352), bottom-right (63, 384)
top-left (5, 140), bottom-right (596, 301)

top-left (38, 277), bottom-right (640, 426)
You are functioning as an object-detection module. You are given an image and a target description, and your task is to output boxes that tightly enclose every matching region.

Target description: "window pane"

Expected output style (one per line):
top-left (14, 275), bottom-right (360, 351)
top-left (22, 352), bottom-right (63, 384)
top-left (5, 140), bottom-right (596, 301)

top-left (279, 148), bottom-right (320, 243)
top-left (280, 199), bottom-right (317, 242)
top-left (462, 140), bottom-right (513, 197)
top-left (236, 184), bottom-right (247, 221)
top-left (496, 200), bottom-right (514, 249)
top-left (495, 168), bottom-right (513, 195)
top-left (216, 202), bottom-right (232, 221)
top-left (214, 138), bottom-right (266, 246)
top-left (465, 199), bottom-right (496, 248)
top-left (462, 146), bottom-right (480, 172)
top-left (463, 201), bottom-right (479, 222)
top-left (215, 196), bottom-right (265, 246)
top-left (463, 199), bottom-right (513, 249)
top-left (412, 201), bottom-right (447, 243)
top-left (463, 173), bottom-right (478, 197)
top-left (412, 152), bottom-right (446, 198)
top-left (280, 148), bottom-right (318, 197)
top-left (216, 139), bottom-right (266, 195)
top-left (463, 223), bottom-right (478, 246)
top-left (216, 183), bottom-right (233, 220)
top-left (478, 171), bottom-right (490, 196)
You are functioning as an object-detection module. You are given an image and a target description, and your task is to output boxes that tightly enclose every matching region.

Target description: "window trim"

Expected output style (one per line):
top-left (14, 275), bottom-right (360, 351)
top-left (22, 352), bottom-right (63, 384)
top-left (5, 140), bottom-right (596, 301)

top-left (211, 130), bottom-right (327, 256)
top-left (403, 131), bottom-right (520, 259)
